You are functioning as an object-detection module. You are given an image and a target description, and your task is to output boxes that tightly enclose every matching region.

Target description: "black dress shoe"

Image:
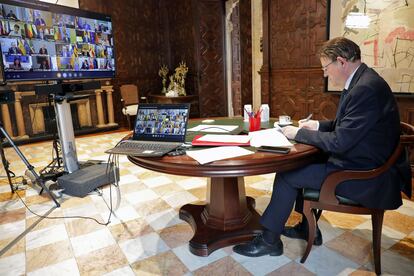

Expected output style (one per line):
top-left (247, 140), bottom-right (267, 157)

top-left (282, 222), bottom-right (323, 245)
top-left (233, 234), bottom-right (283, 257)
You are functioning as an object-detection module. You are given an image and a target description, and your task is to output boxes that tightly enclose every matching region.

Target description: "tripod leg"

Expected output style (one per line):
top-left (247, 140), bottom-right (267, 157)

top-left (0, 125), bottom-right (60, 207)
top-left (0, 139), bottom-right (15, 193)
top-left (39, 139), bottom-right (64, 184)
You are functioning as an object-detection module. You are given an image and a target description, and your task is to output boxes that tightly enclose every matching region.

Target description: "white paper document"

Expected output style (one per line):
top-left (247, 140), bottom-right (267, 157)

top-left (187, 124), bottom-right (239, 133)
top-left (248, 128), bottom-right (293, 147)
top-left (197, 134), bottom-right (251, 143)
top-left (186, 146), bottom-right (254, 165)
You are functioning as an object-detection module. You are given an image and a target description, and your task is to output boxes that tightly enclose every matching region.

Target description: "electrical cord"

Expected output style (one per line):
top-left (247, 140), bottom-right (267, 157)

top-left (12, 161), bottom-right (121, 226)
top-left (14, 188), bottom-right (112, 225)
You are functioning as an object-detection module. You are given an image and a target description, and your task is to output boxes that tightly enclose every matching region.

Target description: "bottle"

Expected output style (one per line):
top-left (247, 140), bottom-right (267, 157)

top-left (261, 104), bottom-right (269, 122)
top-left (244, 104), bottom-right (252, 122)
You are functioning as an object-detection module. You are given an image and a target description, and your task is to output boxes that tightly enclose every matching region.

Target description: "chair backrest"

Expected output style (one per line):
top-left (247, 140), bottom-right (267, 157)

top-left (400, 122), bottom-right (414, 146)
top-left (318, 122), bottom-right (414, 204)
top-left (120, 84), bottom-right (139, 105)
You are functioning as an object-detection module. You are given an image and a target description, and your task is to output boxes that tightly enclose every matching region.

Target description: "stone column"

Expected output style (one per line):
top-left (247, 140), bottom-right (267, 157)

top-left (102, 85), bottom-right (117, 127)
top-left (77, 99), bottom-right (91, 127)
top-left (94, 89), bottom-right (106, 127)
top-left (13, 92), bottom-right (28, 138)
top-left (252, 0), bottom-right (263, 110)
top-left (0, 103), bottom-right (13, 136)
top-left (86, 100), bottom-right (92, 126)
top-left (29, 104), bottom-right (45, 134)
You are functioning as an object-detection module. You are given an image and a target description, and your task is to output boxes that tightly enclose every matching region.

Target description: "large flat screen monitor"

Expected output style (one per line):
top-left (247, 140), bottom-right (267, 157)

top-left (0, 0), bottom-right (115, 82)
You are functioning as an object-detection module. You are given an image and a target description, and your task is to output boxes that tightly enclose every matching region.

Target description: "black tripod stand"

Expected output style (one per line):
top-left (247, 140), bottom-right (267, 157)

top-left (0, 123), bottom-right (60, 207)
top-left (39, 94), bottom-right (64, 182)
top-left (0, 131), bottom-right (16, 193)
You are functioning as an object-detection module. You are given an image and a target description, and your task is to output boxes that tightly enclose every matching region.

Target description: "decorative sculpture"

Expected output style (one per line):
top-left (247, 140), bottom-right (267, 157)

top-left (158, 64), bottom-right (169, 94)
top-left (159, 61), bottom-right (188, 97)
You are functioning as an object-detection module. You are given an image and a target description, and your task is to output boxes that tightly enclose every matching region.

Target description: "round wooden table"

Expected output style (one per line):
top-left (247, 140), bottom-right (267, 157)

top-left (128, 131), bottom-right (319, 256)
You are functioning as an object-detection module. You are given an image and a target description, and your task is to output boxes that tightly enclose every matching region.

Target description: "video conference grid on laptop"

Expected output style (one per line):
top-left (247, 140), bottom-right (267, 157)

top-left (132, 104), bottom-right (190, 143)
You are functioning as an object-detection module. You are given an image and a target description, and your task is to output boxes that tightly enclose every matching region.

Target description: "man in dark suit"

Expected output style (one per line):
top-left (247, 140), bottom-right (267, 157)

top-left (8, 42), bottom-right (21, 54)
top-left (233, 37), bottom-right (411, 257)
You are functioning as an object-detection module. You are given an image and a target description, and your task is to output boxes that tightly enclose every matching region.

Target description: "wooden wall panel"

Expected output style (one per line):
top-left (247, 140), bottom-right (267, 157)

top-left (162, 0), bottom-right (196, 96)
top-left (270, 70), bottom-right (308, 118)
top-left (239, 0), bottom-right (252, 111)
top-left (230, 5), bottom-right (242, 115)
top-left (196, 0), bottom-right (227, 117)
top-left (271, 0), bottom-right (308, 69)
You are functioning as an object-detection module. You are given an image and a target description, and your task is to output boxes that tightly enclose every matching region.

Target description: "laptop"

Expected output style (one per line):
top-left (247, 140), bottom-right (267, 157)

top-left (106, 103), bottom-right (190, 157)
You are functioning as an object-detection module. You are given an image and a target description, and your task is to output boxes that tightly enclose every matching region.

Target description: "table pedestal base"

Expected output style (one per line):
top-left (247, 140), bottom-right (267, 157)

top-left (179, 196), bottom-right (262, 256)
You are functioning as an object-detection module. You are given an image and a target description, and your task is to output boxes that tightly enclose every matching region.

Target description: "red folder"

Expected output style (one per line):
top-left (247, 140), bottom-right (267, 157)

top-left (191, 135), bottom-right (250, 146)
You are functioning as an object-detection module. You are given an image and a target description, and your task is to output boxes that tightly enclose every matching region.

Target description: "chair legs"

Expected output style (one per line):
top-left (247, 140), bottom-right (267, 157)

top-left (126, 114), bottom-right (131, 130)
top-left (372, 210), bottom-right (384, 275)
top-left (300, 201), bottom-right (316, 263)
top-left (300, 205), bottom-right (384, 275)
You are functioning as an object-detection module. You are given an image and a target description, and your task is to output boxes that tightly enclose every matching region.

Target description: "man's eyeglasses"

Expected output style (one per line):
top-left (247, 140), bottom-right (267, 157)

top-left (321, 60), bottom-right (335, 71)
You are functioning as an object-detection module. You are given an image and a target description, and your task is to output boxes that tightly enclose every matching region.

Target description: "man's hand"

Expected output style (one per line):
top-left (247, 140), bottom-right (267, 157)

top-left (298, 119), bottom-right (319, 130)
top-left (281, 126), bottom-right (299, 140)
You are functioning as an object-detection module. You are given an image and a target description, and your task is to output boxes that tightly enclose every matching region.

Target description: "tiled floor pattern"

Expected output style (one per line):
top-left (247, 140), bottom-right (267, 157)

top-left (0, 131), bottom-right (413, 275)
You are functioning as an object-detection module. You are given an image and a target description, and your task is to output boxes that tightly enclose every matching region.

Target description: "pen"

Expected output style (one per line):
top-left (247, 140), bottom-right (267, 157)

top-left (244, 107), bottom-right (253, 118)
top-left (301, 113), bottom-right (313, 122)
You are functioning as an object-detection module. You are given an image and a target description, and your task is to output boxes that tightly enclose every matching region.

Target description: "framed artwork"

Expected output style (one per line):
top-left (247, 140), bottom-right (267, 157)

top-left (327, 0), bottom-right (414, 94)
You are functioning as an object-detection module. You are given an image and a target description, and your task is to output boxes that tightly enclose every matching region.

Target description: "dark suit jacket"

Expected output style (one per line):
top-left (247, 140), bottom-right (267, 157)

top-left (296, 63), bottom-right (411, 210)
top-left (8, 46), bottom-right (21, 54)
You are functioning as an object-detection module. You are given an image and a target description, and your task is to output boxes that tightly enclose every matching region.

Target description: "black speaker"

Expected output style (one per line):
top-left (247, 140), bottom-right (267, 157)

top-left (0, 90), bottom-right (14, 104)
top-left (57, 163), bottom-right (119, 197)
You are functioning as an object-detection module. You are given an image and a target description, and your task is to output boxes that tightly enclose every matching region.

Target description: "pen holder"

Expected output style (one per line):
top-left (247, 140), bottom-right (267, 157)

top-left (249, 114), bottom-right (261, 132)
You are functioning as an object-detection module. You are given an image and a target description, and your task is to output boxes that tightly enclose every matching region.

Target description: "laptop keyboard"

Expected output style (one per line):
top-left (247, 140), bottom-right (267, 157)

top-left (121, 141), bottom-right (176, 150)
top-left (106, 140), bottom-right (180, 156)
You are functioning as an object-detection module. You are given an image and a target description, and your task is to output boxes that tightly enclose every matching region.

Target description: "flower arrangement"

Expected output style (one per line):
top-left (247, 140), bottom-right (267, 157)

top-left (158, 61), bottom-right (188, 97)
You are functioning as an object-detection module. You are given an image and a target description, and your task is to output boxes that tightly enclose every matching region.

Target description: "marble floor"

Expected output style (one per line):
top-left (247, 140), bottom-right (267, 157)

top-left (0, 130), bottom-right (413, 276)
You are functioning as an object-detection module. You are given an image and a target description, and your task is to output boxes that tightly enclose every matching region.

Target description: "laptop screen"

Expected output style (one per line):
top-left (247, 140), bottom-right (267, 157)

top-left (132, 103), bottom-right (190, 142)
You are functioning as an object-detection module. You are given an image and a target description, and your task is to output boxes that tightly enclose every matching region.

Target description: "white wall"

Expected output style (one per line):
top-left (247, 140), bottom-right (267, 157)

top-left (39, 0), bottom-right (79, 8)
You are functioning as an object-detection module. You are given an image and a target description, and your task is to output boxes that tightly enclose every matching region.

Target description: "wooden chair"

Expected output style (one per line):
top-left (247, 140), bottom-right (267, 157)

top-left (120, 84), bottom-right (139, 129)
top-left (300, 122), bottom-right (414, 275)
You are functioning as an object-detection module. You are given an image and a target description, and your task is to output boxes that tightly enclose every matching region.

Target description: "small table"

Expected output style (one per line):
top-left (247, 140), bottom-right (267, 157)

top-left (128, 118), bottom-right (320, 256)
top-left (147, 93), bottom-right (199, 117)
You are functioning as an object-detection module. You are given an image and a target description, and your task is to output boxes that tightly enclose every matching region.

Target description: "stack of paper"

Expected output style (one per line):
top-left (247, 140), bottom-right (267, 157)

top-left (186, 146), bottom-right (254, 165)
top-left (192, 134), bottom-right (250, 146)
top-left (248, 128), bottom-right (293, 147)
top-left (200, 134), bottom-right (249, 142)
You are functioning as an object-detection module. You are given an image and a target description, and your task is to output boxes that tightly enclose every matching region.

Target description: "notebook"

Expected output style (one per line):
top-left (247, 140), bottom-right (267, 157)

top-left (106, 103), bottom-right (190, 157)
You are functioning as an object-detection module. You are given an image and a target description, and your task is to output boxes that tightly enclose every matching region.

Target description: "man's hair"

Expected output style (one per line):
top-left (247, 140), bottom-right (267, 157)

top-left (318, 37), bottom-right (361, 62)
top-left (14, 24), bottom-right (19, 29)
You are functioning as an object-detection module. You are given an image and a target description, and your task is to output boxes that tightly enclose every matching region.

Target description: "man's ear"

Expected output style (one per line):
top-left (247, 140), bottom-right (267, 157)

top-left (336, 57), bottom-right (347, 67)
top-left (336, 57), bottom-right (348, 67)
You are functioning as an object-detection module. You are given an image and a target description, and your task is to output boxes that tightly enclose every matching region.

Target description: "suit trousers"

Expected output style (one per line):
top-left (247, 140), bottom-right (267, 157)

top-left (260, 163), bottom-right (333, 235)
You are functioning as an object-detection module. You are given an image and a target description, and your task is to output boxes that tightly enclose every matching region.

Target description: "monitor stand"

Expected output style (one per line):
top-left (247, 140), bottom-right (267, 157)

top-left (35, 81), bottom-right (100, 174)
top-left (54, 95), bottom-right (79, 173)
